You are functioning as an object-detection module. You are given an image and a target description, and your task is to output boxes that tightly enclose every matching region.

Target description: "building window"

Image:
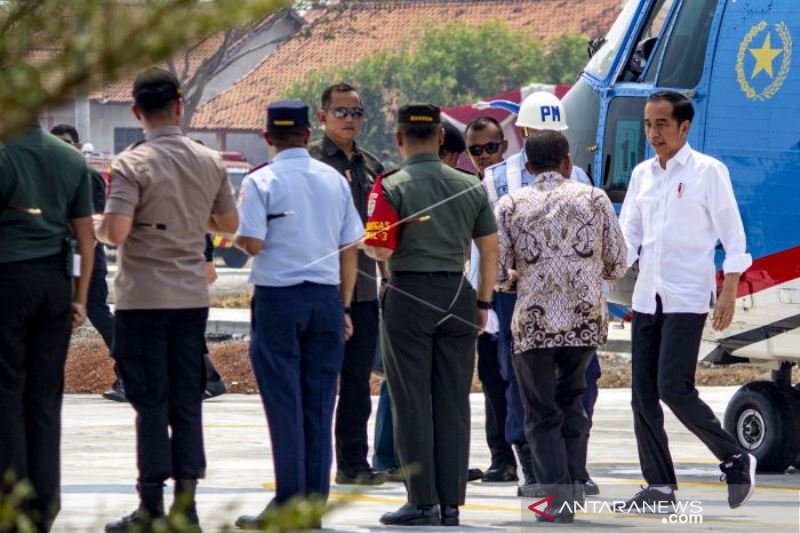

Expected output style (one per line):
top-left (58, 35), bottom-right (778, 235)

top-left (114, 127), bottom-right (145, 154)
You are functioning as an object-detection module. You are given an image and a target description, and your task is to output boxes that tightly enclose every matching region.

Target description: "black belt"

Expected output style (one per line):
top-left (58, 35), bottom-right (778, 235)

top-left (392, 271), bottom-right (464, 278)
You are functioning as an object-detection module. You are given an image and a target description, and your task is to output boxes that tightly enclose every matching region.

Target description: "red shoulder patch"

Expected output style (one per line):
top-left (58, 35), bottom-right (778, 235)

top-left (364, 173), bottom-right (400, 250)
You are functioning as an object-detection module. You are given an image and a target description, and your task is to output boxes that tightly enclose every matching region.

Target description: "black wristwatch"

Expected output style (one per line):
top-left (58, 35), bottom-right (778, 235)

top-left (477, 300), bottom-right (492, 310)
top-left (344, 306), bottom-right (352, 315)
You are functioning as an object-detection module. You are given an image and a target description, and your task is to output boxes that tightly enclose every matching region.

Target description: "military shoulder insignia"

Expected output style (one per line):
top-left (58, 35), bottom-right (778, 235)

top-left (737, 20), bottom-right (792, 101)
top-left (364, 171), bottom-right (400, 250)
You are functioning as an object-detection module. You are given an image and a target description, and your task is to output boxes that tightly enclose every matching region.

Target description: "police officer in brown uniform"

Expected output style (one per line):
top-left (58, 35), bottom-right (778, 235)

top-left (95, 68), bottom-right (238, 532)
top-left (363, 104), bottom-right (498, 527)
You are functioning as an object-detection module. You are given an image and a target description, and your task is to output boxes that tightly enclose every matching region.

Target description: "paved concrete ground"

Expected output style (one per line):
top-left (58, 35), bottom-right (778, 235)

top-left (57, 387), bottom-right (799, 532)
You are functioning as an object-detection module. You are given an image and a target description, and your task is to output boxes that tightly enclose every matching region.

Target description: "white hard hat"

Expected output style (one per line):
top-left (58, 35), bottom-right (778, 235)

top-left (81, 142), bottom-right (95, 154)
top-left (515, 91), bottom-right (568, 131)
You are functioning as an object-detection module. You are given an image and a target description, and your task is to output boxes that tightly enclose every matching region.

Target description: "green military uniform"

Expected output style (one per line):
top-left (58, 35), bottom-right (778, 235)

top-left (0, 125), bottom-right (93, 531)
top-left (366, 106), bottom-right (497, 508)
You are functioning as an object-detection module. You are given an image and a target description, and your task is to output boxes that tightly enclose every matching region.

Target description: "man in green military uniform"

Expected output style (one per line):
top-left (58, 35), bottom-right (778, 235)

top-left (363, 104), bottom-right (498, 527)
top-left (0, 123), bottom-right (95, 531)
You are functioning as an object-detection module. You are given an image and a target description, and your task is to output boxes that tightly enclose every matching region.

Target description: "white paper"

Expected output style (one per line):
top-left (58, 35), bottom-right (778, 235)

top-left (484, 309), bottom-right (499, 334)
top-left (72, 254), bottom-right (81, 277)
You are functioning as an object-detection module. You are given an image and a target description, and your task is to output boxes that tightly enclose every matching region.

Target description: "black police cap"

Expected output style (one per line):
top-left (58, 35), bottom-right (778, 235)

top-left (441, 120), bottom-right (466, 154)
top-left (398, 104), bottom-right (441, 124)
top-left (266, 99), bottom-right (311, 130)
top-left (132, 68), bottom-right (182, 108)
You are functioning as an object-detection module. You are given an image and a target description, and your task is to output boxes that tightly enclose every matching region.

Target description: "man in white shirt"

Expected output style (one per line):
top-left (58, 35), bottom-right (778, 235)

top-left (617, 91), bottom-right (756, 512)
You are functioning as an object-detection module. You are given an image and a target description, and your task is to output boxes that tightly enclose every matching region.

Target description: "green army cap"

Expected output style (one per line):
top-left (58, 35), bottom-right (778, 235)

top-left (398, 104), bottom-right (440, 124)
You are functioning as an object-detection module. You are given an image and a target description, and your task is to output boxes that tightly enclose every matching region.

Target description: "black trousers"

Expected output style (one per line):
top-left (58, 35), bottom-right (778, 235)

top-left (513, 347), bottom-right (594, 486)
top-left (113, 308), bottom-right (208, 483)
top-left (0, 255), bottom-right (72, 531)
top-left (334, 299), bottom-right (379, 472)
top-left (382, 273), bottom-right (477, 505)
top-left (477, 331), bottom-right (516, 469)
top-left (87, 267), bottom-right (114, 350)
top-left (632, 297), bottom-right (742, 488)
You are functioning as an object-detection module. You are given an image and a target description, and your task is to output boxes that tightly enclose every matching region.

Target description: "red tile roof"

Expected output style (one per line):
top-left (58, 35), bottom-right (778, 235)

top-left (192, 0), bottom-right (623, 132)
top-left (89, 34), bottom-right (227, 103)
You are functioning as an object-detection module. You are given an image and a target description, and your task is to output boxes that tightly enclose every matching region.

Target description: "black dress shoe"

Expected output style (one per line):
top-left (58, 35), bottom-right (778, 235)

top-left (482, 463), bottom-right (518, 483)
top-left (335, 468), bottom-right (385, 486)
top-left (584, 478), bottom-right (600, 496)
top-left (203, 379), bottom-right (226, 400)
top-left (440, 504), bottom-right (459, 526)
top-left (382, 467), bottom-right (404, 482)
top-left (379, 503), bottom-right (440, 526)
top-left (467, 468), bottom-right (484, 481)
top-left (236, 502), bottom-right (321, 530)
top-left (102, 380), bottom-right (127, 403)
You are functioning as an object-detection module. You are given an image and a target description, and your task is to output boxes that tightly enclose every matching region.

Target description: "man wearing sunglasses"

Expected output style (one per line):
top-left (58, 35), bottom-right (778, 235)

top-left (463, 116), bottom-right (540, 491)
top-left (465, 117), bottom-right (508, 178)
top-left (309, 83), bottom-right (387, 487)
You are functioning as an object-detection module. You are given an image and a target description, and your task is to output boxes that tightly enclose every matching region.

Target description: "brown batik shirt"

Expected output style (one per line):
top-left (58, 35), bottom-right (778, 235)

top-left (495, 171), bottom-right (627, 353)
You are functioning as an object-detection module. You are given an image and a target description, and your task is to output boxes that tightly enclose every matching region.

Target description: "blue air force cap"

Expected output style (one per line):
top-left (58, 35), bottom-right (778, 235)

top-left (267, 99), bottom-right (310, 131)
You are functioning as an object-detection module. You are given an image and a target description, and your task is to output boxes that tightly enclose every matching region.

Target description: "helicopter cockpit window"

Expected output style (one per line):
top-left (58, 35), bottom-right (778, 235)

top-left (619, 0), bottom-right (675, 83)
top-left (585, 0), bottom-right (638, 80)
top-left (655, 0), bottom-right (716, 88)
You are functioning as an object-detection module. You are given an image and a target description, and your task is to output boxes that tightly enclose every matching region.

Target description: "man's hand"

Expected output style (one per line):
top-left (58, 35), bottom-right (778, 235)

top-left (72, 302), bottom-right (87, 329)
top-left (478, 308), bottom-right (488, 333)
top-left (344, 313), bottom-right (354, 340)
top-left (205, 261), bottom-right (218, 285)
top-left (507, 268), bottom-right (518, 283)
top-left (92, 213), bottom-right (103, 234)
top-left (712, 288), bottom-right (737, 331)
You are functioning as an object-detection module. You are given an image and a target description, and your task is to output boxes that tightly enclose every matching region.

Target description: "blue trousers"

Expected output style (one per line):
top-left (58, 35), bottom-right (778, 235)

top-left (372, 381), bottom-right (398, 471)
top-left (495, 292), bottom-right (601, 446)
top-left (250, 284), bottom-right (344, 503)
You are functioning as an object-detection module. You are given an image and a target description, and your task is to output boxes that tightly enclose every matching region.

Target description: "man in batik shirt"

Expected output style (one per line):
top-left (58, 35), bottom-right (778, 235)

top-left (494, 130), bottom-right (626, 523)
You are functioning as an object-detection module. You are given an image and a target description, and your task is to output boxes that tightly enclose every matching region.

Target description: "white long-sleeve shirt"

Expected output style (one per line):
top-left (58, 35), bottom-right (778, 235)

top-left (619, 143), bottom-right (751, 314)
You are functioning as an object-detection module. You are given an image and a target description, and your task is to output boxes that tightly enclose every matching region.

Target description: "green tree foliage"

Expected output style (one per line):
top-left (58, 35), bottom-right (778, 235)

top-left (285, 21), bottom-right (588, 165)
top-left (543, 33), bottom-right (590, 84)
top-left (0, 0), bottom-right (291, 140)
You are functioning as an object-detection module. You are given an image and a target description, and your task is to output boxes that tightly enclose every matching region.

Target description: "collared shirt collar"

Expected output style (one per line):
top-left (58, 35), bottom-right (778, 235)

top-left (322, 135), bottom-right (361, 159)
top-left (650, 142), bottom-right (692, 171)
top-left (145, 125), bottom-right (183, 141)
top-left (404, 153), bottom-right (441, 166)
top-left (272, 147), bottom-right (310, 161)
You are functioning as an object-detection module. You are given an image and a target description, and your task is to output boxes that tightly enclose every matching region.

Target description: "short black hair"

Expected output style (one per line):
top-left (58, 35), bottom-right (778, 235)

top-left (647, 91), bottom-right (695, 124)
top-left (398, 123), bottom-right (440, 143)
top-left (269, 127), bottom-right (308, 147)
top-left (465, 116), bottom-right (504, 139)
top-left (321, 83), bottom-right (359, 108)
top-left (51, 124), bottom-right (79, 143)
top-left (525, 130), bottom-right (570, 174)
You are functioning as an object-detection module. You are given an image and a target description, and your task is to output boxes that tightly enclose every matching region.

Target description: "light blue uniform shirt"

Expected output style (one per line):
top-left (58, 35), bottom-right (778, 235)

top-left (483, 149), bottom-right (591, 206)
top-left (238, 148), bottom-right (364, 287)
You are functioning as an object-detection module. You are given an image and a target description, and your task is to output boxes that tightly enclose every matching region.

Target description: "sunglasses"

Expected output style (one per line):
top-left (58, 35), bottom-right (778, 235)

top-left (326, 106), bottom-right (365, 119)
top-left (468, 141), bottom-right (503, 156)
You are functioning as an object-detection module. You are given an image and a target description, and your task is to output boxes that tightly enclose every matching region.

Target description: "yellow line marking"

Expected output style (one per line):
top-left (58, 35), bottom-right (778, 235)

top-left (254, 483), bottom-right (799, 527)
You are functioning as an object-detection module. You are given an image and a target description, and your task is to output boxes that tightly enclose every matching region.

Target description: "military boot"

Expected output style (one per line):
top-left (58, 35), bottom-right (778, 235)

top-left (105, 482), bottom-right (164, 533)
top-left (514, 443), bottom-right (543, 497)
top-left (169, 479), bottom-right (201, 531)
